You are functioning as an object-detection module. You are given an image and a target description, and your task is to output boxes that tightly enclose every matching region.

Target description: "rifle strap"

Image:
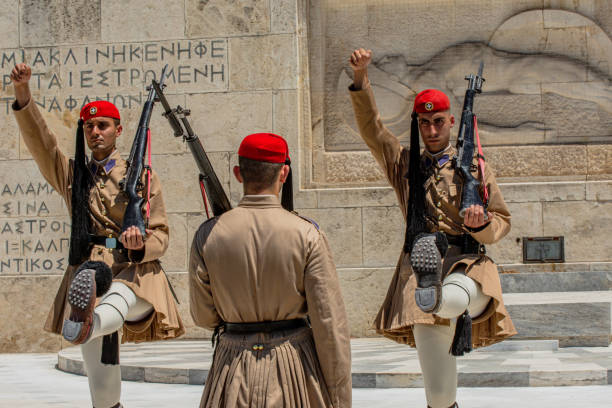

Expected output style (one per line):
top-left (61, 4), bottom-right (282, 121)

top-left (199, 175), bottom-right (211, 219)
top-left (473, 115), bottom-right (489, 206)
top-left (146, 128), bottom-right (152, 225)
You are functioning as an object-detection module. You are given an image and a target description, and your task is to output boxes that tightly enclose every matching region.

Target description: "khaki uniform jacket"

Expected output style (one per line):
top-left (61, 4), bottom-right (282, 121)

top-left (349, 84), bottom-right (516, 348)
top-left (190, 195), bottom-right (351, 408)
top-left (12, 99), bottom-right (184, 343)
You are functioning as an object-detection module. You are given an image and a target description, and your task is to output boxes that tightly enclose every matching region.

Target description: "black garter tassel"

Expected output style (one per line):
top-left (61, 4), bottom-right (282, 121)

top-left (101, 331), bottom-right (120, 365)
top-left (451, 310), bottom-right (473, 356)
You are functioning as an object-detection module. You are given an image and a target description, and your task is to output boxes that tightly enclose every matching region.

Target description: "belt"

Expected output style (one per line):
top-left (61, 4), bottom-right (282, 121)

top-left (223, 318), bottom-right (309, 334)
top-left (90, 235), bottom-right (125, 250)
top-left (445, 233), bottom-right (485, 255)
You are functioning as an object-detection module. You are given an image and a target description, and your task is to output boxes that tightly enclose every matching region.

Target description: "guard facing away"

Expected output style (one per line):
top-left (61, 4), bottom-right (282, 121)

top-left (189, 133), bottom-right (352, 408)
top-left (10, 63), bottom-right (184, 408)
top-left (348, 49), bottom-right (516, 408)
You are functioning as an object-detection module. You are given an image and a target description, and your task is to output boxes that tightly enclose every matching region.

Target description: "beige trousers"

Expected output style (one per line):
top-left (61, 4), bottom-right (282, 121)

top-left (81, 282), bottom-right (152, 408)
top-left (413, 272), bottom-right (491, 408)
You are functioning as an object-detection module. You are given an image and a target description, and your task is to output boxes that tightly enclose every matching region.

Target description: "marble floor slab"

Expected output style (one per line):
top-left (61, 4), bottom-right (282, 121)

top-left (2, 353), bottom-right (612, 408)
top-left (56, 338), bottom-right (612, 388)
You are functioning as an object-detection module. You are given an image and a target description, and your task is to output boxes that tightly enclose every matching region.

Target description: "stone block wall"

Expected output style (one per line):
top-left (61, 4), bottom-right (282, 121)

top-left (0, 0), bottom-right (610, 352)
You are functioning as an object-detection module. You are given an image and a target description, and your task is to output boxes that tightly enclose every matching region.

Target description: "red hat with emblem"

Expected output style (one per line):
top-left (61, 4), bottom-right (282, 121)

top-left (413, 89), bottom-right (450, 113)
top-left (238, 132), bottom-right (293, 212)
top-left (238, 133), bottom-right (290, 164)
top-left (80, 101), bottom-right (121, 122)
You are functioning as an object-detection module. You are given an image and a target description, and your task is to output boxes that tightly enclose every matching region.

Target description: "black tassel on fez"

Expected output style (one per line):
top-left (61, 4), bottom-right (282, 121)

top-left (281, 159), bottom-right (293, 212)
top-left (451, 310), bottom-right (473, 356)
top-left (403, 112), bottom-right (427, 253)
top-left (68, 119), bottom-right (92, 266)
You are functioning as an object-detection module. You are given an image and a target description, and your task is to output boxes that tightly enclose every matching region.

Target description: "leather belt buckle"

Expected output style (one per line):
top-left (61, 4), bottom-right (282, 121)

top-left (105, 237), bottom-right (117, 249)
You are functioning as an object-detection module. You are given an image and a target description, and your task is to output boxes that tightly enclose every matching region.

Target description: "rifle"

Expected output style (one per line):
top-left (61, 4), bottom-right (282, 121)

top-left (151, 80), bottom-right (231, 217)
top-left (453, 62), bottom-right (488, 220)
top-left (120, 65), bottom-right (168, 236)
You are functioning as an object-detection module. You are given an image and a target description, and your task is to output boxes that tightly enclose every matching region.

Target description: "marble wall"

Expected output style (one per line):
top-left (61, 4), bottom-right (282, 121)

top-left (0, 0), bottom-right (610, 351)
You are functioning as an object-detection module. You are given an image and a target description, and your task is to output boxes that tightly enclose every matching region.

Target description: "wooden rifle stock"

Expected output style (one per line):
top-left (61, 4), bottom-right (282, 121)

top-left (151, 80), bottom-right (232, 217)
top-left (120, 65), bottom-right (168, 236)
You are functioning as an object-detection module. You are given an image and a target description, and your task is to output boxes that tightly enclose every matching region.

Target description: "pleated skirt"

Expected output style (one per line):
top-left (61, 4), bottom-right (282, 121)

top-left (200, 327), bottom-right (332, 408)
top-left (373, 245), bottom-right (517, 349)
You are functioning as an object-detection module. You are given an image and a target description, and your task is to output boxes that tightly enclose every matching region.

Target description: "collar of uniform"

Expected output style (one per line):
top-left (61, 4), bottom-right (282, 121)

top-left (89, 149), bottom-right (121, 175)
top-left (238, 195), bottom-right (281, 208)
top-left (422, 144), bottom-right (455, 168)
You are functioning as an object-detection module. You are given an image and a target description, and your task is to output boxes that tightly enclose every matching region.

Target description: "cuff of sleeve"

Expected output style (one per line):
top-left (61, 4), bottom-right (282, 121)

top-left (467, 221), bottom-right (494, 243)
top-left (12, 97), bottom-right (34, 112)
top-left (128, 248), bottom-right (145, 263)
top-left (348, 81), bottom-right (371, 93)
top-left (466, 222), bottom-right (489, 233)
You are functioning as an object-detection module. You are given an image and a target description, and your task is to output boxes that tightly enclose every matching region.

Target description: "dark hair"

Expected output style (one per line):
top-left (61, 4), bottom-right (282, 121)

top-left (238, 156), bottom-right (283, 192)
top-left (112, 118), bottom-right (120, 126)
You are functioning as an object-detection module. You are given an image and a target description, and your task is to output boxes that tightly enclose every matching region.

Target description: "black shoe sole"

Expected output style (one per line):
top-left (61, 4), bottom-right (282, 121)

top-left (62, 269), bottom-right (96, 343)
top-left (410, 234), bottom-right (443, 313)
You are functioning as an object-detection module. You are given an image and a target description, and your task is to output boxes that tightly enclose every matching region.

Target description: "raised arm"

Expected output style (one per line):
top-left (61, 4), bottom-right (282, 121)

top-left (11, 63), bottom-right (72, 198)
top-left (348, 49), bottom-right (409, 193)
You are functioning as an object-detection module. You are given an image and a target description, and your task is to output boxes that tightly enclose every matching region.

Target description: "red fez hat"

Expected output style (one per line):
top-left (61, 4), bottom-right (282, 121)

top-left (413, 89), bottom-right (450, 113)
top-left (238, 132), bottom-right (294, 212)
top-left (80, 101), bottom-right (121, 122)
top-left (238, 133), bottom-right (290, 164)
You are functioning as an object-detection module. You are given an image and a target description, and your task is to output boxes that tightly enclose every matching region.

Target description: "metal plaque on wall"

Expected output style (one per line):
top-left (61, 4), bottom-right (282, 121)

top-left (522, 237), bottom-right (565, 263)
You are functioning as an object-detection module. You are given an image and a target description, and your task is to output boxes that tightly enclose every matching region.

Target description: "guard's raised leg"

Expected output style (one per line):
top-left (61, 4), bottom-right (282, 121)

top-left (411, 232), bottom-right (448, 313)
top-left (63, 261), bottom-right (112, 344)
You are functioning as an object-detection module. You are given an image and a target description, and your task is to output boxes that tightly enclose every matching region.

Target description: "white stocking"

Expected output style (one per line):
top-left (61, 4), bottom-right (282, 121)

top-left (413, 322), bottom-right (457, 408)
top-left (80, 282), bottom-right (153, 408)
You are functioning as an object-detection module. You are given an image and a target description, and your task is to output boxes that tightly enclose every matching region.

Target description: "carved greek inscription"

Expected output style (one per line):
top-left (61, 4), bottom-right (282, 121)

top-left (0, 182), bottom-right (68, 274)
top-left (0, 39), bottom-right (228, 114)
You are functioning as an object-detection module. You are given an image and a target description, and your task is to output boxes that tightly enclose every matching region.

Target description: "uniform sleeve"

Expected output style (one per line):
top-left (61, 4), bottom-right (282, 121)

top-left (349, 82), bottom-right (409, 195)
top-left (128, 170), bottom-right (170, 263)
top-left (12, 98), bottom-right (72, 199)
top-left (188, 226), bottom-right (222, 329)
top-left (469, 163), bottom-right (511, 244)
top-left (304, 230), bottom-right (352, 408)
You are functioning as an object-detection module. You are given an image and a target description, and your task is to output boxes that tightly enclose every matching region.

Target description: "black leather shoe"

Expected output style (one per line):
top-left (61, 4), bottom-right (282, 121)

top-left (410, 232), bottom-right (448, 313)
top-left (62, 269), bottom-right (97, 344)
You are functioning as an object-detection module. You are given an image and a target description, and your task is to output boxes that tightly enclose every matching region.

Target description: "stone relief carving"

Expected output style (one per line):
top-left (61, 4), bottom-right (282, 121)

top-left (307, 6), bottom-right (612, 186)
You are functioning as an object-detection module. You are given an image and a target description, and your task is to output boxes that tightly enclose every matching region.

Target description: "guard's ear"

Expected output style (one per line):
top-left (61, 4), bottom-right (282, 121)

top-left (279, 164), bottom-right (290, 183)
top-left (233, 165), bottom-right (243, 183)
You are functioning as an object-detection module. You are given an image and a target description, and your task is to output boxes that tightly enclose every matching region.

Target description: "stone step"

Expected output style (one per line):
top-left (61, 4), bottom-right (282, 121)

top-left (57, 339), bottom-right (612, 388)
top-left (503, 291), bottom-right (612, 347)
top-left (477, 339), bottom-right (558, 352)
top-left (500, 270), bottom-right (611, 293)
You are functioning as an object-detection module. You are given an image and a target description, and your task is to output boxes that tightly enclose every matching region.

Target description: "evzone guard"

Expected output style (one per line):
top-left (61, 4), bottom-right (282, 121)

top-left (10, 63), bottom-right (184, 408)
top-left (348, 49), bottom-right (516, 408)
top-left (189, 133), bottom-right (352, 407)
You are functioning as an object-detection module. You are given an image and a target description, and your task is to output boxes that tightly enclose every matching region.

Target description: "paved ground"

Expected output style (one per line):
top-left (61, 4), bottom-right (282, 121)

top-left (58, 339), bottom-right (612, 387)
top-left (2, 352), bottom-right (611, 407)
